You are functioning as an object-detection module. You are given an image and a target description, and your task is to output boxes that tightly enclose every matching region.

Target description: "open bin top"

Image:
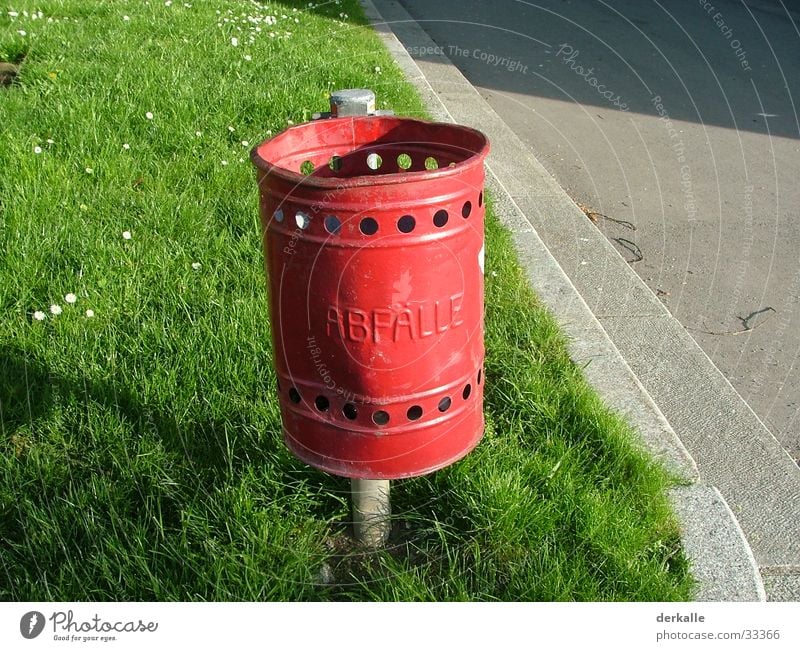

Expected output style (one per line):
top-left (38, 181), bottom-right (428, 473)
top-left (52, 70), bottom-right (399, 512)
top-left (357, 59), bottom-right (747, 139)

top-left (250, 115), bottom-right (490, 189)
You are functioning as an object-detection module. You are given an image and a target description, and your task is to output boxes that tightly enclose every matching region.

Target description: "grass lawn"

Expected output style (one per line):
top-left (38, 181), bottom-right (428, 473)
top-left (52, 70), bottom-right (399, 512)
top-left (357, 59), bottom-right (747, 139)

top-left (0, 0), bottom-right (694, 600)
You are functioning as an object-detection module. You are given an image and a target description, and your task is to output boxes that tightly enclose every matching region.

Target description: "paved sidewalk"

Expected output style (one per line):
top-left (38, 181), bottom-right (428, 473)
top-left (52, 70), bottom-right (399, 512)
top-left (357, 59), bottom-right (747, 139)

top-left (362, 0), bottom-right (800, 601)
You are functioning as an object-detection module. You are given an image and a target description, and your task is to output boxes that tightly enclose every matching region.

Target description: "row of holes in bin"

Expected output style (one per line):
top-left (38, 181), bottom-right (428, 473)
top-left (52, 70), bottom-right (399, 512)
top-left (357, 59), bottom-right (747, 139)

top-left (281, 369), bottom-right (482, 426)
top-left (274, 192), bottom-right (483, 235)
top-left (300, 152), bottom-right (452, 175)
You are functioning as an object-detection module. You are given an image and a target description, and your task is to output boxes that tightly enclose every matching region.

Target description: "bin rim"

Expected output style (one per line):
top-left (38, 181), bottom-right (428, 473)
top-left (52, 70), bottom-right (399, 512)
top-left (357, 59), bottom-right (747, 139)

top-left (250, 115), bottom-right (490, 190)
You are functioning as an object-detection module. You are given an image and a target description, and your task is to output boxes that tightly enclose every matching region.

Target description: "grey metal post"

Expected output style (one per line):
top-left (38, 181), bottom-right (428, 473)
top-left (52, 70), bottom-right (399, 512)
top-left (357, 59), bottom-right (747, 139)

top-left (351, 478), bottom-right (391, 547)
top-left (319, 89), bottom-right (392, 547)
top-left (330, 88), bottom-right (376, 116)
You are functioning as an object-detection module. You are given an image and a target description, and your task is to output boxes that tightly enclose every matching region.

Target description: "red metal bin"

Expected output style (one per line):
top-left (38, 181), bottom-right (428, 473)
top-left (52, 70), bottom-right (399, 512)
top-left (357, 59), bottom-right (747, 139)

top-left (251, 115), bottom-right (489, 479)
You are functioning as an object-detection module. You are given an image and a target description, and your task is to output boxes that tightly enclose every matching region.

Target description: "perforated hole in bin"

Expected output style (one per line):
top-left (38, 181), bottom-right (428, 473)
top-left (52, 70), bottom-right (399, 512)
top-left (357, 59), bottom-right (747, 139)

top-left (425, 156), bottom-right (439, 170)
top-left (462, 201), bottom-right (472, 218)
top-left (462, 384), bottom-right (472, 400)
top-left (300, 160), bottom-right (314, 175)
top-left (479, 191), bottom-right (484, 207)
top-left (343, 403), bottom-right (358, 420)
top-left (397, 153), bottom-right (412, 170)
top-left (359, 217), bottom-right (379, 235)
top-left (372, 410), bottom-right (390, 426)
top-left (289, 387), bottom-right (301, 404)
top-left (397, 215), bottom-right (416, 233)
top-left (477, 368), bottom-right (483, 385)
top-left (329, 155), bottom-right (342, 171)
top-left (324, 215), bottom-right (341, 234)
top-left (295, 211), bottom-right (311, 229)
top-left (273, 208), bottom-right (284, 223)
top-left (315, 395), bottom-right (330, 412)
top-left (438, 396), bottom-right (452, 412)
top-left (407, 405), bottom-right (423, 421)
top-left (366, 153), bottom-right (382, 170)
top-left (433, 209), bottom-right (448, 228)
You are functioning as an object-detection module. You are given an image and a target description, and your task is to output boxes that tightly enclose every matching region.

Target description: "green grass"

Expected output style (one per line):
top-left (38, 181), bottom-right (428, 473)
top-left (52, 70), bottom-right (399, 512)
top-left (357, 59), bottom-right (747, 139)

top-left (0, 0), bottom-right (693, 600)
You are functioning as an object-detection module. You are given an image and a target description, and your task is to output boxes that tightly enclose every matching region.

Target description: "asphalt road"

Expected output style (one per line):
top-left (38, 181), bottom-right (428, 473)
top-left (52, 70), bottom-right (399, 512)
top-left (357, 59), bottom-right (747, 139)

top-left (398, 0), bottom-right (800, 461)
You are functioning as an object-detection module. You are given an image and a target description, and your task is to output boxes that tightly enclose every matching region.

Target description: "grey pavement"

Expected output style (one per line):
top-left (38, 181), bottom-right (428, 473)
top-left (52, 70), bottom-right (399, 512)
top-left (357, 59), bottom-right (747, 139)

top-left (361, 0), bottom-right (800, 600)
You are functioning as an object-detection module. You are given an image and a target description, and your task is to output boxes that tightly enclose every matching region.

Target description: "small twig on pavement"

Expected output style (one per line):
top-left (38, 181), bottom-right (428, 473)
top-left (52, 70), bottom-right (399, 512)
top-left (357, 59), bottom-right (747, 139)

top-left (575, 201), bottom-right (636, 230)
top-left (591, 212), bottom-right (636, 230)
top-left (686, 307), bottom-right (777, 336)
top-left (613, 237), bottom-right (644, 263)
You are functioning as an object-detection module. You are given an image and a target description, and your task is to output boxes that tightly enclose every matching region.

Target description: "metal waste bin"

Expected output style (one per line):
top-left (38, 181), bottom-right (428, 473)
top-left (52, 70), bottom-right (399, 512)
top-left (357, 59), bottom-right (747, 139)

top-left (251, 106), bottom-right (489, 480)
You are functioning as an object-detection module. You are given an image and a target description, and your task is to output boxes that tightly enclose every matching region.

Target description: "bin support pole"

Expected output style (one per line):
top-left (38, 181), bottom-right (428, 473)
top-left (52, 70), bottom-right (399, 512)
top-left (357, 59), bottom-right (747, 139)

top-left (351, 478), bottom-right (391, 547)
top-left (322, 89), bottom-right (392, 547)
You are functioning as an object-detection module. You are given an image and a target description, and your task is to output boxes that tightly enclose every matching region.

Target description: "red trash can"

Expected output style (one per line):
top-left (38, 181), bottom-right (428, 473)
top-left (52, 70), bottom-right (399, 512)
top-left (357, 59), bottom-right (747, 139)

top-left (251, 115), bottom-right (489, 479)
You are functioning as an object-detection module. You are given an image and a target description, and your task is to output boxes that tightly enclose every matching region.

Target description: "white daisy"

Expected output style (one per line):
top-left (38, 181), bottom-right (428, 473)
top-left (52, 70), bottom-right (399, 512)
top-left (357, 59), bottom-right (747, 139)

top-left (122, 230), bottom-right (132, 240)
top-left (191, 262), bottom-right (201, 270)
top-left (33, 311), bottom-right (46, 321)
top-left (122, 143), bottom-right (130, 150)
top-left (146, 111), bottom-right (154, 120)
top-left (85, 167), bottom-right (93, 174)
top-left (34, 146), bottom-right (42, 154)
top-left (85, 309), bottom-right (95, 318)
top-left (65, 293), bottom-right (77, 304)
top-left (50, 304), bottom-right (62, 315)
top-left (241, 140), bottom-right (249, 147)
top-left (231, 37), bottom-right (239, 46)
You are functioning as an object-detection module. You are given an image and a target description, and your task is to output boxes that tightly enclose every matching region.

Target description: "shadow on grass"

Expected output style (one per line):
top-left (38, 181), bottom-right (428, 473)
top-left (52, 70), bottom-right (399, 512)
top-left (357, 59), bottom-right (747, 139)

top-left (0, 343), bottom-right (352, 592)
